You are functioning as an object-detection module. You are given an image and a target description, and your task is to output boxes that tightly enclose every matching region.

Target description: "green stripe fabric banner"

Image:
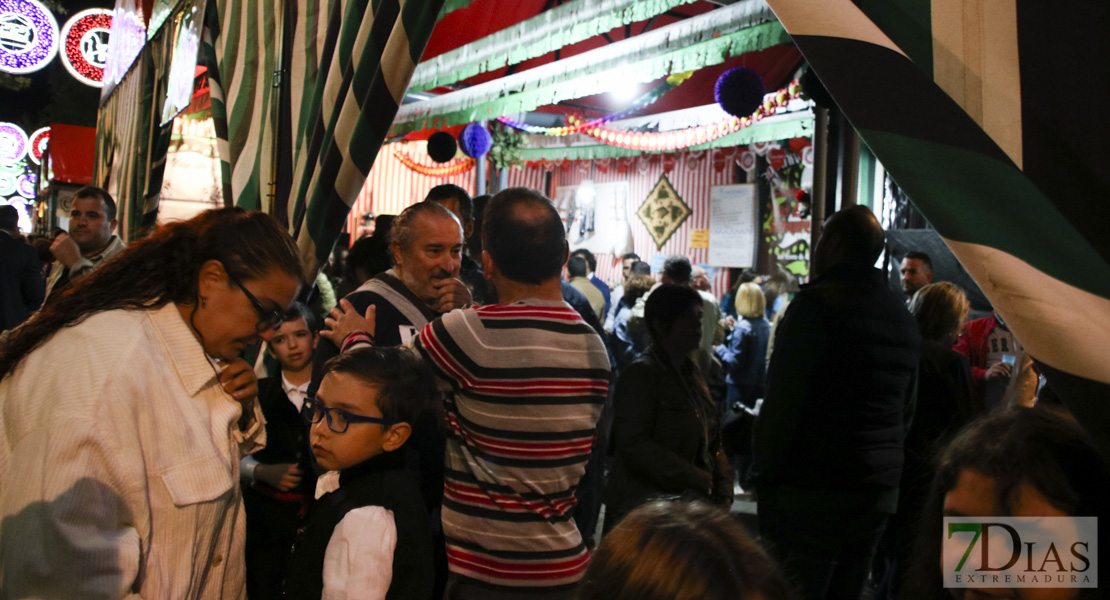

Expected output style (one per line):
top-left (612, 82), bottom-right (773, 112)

top-left (766, 0), bottom-right (1110, 455)
top-left (286, 0), bottom-right (446, 277)
top-left (409, 0), bottom-right (704, 92)
top-left (200, 0), bottom-right (443, 277)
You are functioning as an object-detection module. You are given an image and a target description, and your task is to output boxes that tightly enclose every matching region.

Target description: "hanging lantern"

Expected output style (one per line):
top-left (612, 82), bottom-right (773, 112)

top-left (458, 124), bottom-right (492, 158)
top-left (427, 131), bottom-right (458, 163)
top-left (714, 66), bottom-right (766, 119)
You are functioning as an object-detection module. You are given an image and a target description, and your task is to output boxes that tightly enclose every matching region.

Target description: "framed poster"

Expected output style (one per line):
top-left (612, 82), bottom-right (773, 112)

top-left (708, 183), bottom-right (757, 267)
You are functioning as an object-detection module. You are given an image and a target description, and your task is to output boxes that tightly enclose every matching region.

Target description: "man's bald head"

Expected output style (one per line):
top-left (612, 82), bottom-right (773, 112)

top-left (813, 205), bottom-right (885, 276)
top-left (483, 187), bottom-right (568, 285)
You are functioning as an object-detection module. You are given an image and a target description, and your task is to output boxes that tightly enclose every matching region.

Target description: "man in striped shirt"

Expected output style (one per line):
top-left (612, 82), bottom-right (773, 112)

top-left (416, 188), bottom-right (610, 598)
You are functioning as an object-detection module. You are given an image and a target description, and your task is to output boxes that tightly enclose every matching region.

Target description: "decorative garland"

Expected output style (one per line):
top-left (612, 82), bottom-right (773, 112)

top-left (495, 71), bottom-right (694, 136)
top-left (393, 147), bottom-right (476, 176)
top-left (580, 79), bottom-right (801, 152)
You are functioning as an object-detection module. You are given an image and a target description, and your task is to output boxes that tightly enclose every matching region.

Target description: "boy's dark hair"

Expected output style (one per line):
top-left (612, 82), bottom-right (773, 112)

top-left (567, 255), bottom-right (589, 278)
top-left (284, 301), bottom-right (319, 332)
top-left (571, 248), bottom-right (597, 272)
top-left (629, 261), bottom-right (652, 277)
top-left (425, 184), bottom-right (473, 223)
top-left (904, 250), bottom-right (933, 271)
top-left (75, 185), bottom-right (117, 220)
top-left (483, 187), bottom-right (566, 285)
top-left (320, 347), bottom-right (436, 426)
top-left (621, 252), bottom-right (640, 262)
top-left (662, 255), bottom-right (692, 284)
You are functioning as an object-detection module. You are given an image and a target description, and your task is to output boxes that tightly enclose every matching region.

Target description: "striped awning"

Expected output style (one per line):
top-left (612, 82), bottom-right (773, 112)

top-left (766, 0), bottom-right (1110, 452)
top-left (203, 0), bottom-right (445, 276)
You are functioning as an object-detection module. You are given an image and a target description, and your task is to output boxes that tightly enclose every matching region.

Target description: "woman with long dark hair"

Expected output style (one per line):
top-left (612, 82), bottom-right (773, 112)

top-left (0, 208), bottom-right (303, 599)
top-left (603, 284), bottom-right (733, 532)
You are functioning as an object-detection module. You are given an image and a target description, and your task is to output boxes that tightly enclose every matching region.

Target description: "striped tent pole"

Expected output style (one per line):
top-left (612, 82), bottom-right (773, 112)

top-left (766, 0), bottom-right (1110, 455)
top-left (287, 0), bottom-right (446, 278)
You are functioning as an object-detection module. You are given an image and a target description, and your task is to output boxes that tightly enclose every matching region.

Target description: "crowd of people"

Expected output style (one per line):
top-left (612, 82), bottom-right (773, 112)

top-left (0, 184), bottom-right (1104, 600)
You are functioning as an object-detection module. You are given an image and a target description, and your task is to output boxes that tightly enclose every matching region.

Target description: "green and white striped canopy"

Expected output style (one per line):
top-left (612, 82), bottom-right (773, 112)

top-left (766, 0), bottom-right (1110, 453)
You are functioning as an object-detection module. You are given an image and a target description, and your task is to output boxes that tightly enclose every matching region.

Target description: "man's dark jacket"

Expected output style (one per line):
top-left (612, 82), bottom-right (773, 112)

top-left (0, 231), bottom-right (44, 331)
top-left (752, 262), bottom-right (921, 508)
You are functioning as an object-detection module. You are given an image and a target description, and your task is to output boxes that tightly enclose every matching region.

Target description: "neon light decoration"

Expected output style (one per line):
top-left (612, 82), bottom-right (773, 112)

top-left (16, 172), bottom-right (35, 198)
top-left (5, 197), bottom-right (32, 232)
top-left (0, 171), bottom-right (15, 196)
top-left (0, 122), bottom-right (28, 163)
top-left (60, 8), bottom-right (111, 87)
top-left (0, 0), bottom-right (59, 74)
top-left (28, 126), bottom-right (48, 164)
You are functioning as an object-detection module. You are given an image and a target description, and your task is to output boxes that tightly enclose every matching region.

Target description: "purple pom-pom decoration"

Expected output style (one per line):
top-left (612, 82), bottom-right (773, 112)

top-left (427, 131), bottom-right (458, 163)
top-left (715, 67), bottom-right (766, 118)
top-left (459, 123), bottom-right (493, 158)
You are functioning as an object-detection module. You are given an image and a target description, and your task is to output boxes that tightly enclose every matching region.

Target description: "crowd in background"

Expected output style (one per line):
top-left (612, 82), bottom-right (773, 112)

top-left (0, 185), bottom-right (1105, 600)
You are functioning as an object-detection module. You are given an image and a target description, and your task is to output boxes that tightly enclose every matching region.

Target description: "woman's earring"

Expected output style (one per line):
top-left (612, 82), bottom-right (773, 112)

top-left (200, 296), bottom-right (208, 308)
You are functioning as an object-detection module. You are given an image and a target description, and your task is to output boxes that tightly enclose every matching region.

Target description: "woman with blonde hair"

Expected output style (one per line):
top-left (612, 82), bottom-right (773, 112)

top-left (715, 282), bottom-right (771, 485)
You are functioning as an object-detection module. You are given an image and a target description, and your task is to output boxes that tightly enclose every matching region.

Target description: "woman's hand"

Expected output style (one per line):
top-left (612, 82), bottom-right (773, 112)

top-left (321, 300), bottom-right (376, 347)
top-left (219, 358), bottom-right (258, 401)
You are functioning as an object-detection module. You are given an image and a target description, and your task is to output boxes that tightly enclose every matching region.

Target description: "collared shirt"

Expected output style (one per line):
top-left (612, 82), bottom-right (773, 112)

top-left (281, 373), bottom-right (310, 413)
top-left (0, 303), bottom-right (265, 599)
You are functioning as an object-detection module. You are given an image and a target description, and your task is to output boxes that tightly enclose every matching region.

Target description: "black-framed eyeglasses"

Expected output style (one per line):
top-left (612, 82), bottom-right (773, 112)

top-left (301, 396), bottom-right (396, 434)
top-left (229, 275), bottom-right (286, 333)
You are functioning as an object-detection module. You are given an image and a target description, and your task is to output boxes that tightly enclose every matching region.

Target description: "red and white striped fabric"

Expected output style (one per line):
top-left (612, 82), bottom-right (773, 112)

top-left (553, 152), bottom-right (738, 299)
top-left (349, 146), bottom-right (758, 299)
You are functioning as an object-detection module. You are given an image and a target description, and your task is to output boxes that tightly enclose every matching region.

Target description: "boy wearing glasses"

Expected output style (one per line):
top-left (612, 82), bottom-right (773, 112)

top-left (284, 346), bottom-right (435, 600)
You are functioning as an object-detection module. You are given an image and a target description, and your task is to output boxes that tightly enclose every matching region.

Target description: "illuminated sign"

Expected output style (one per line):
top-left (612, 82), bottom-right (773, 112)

top-left (61, 8), bottom-right (111, 87)
top-left (0, 122), bottom-right (28, 163)
top-left (0, 0), bottom-right (58, 74)
top-left (28, 126), bottom-right (48, 164)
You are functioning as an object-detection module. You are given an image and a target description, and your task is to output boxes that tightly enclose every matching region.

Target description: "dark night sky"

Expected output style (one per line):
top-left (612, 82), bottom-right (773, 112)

top-left (0, 0), bottom-right (116, 132)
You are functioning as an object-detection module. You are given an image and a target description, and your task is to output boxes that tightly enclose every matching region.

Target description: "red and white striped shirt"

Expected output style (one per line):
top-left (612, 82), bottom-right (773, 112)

top-left (414, 299), bottom-right (610, 594)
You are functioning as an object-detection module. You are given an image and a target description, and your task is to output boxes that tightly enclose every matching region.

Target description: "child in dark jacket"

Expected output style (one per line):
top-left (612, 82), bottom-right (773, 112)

top-left (284, 346), bottom-right (434, 600)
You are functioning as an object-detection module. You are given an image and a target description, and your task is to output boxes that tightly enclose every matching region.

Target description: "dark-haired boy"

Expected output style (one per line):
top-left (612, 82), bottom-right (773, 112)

top-left (241, 302), bottom-right (319, 600)
top-left (284, 346), bottom-right (434, 600)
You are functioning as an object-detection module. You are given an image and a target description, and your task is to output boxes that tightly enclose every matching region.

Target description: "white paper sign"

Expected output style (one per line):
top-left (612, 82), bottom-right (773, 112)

top-left (708, 184), bottom-right (757, 267)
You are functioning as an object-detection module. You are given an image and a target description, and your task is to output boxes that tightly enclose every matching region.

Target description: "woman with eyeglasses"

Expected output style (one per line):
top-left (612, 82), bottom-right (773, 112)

top-left (0, 208), bottom-right (302, 599)
top-left (602, 284), bottom-right (734, 533)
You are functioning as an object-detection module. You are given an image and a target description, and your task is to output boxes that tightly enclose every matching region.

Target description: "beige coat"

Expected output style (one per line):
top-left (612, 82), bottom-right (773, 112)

top-left (0, 304), bottom-right (265, 599)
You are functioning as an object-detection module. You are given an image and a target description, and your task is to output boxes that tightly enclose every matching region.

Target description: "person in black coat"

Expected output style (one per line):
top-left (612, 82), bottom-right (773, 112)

top-left (0, 206), bottom-right (44, 331)
top-left (603, 284), bottom-right (733, 531)
top-left (875, 282), bottom-right (977, 599)
top-left (752, 206), bottom-right (922, 600)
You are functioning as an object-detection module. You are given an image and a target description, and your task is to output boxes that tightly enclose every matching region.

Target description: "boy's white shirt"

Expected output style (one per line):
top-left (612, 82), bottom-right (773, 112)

top-left (317, 470), bottom-right (396, 600)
